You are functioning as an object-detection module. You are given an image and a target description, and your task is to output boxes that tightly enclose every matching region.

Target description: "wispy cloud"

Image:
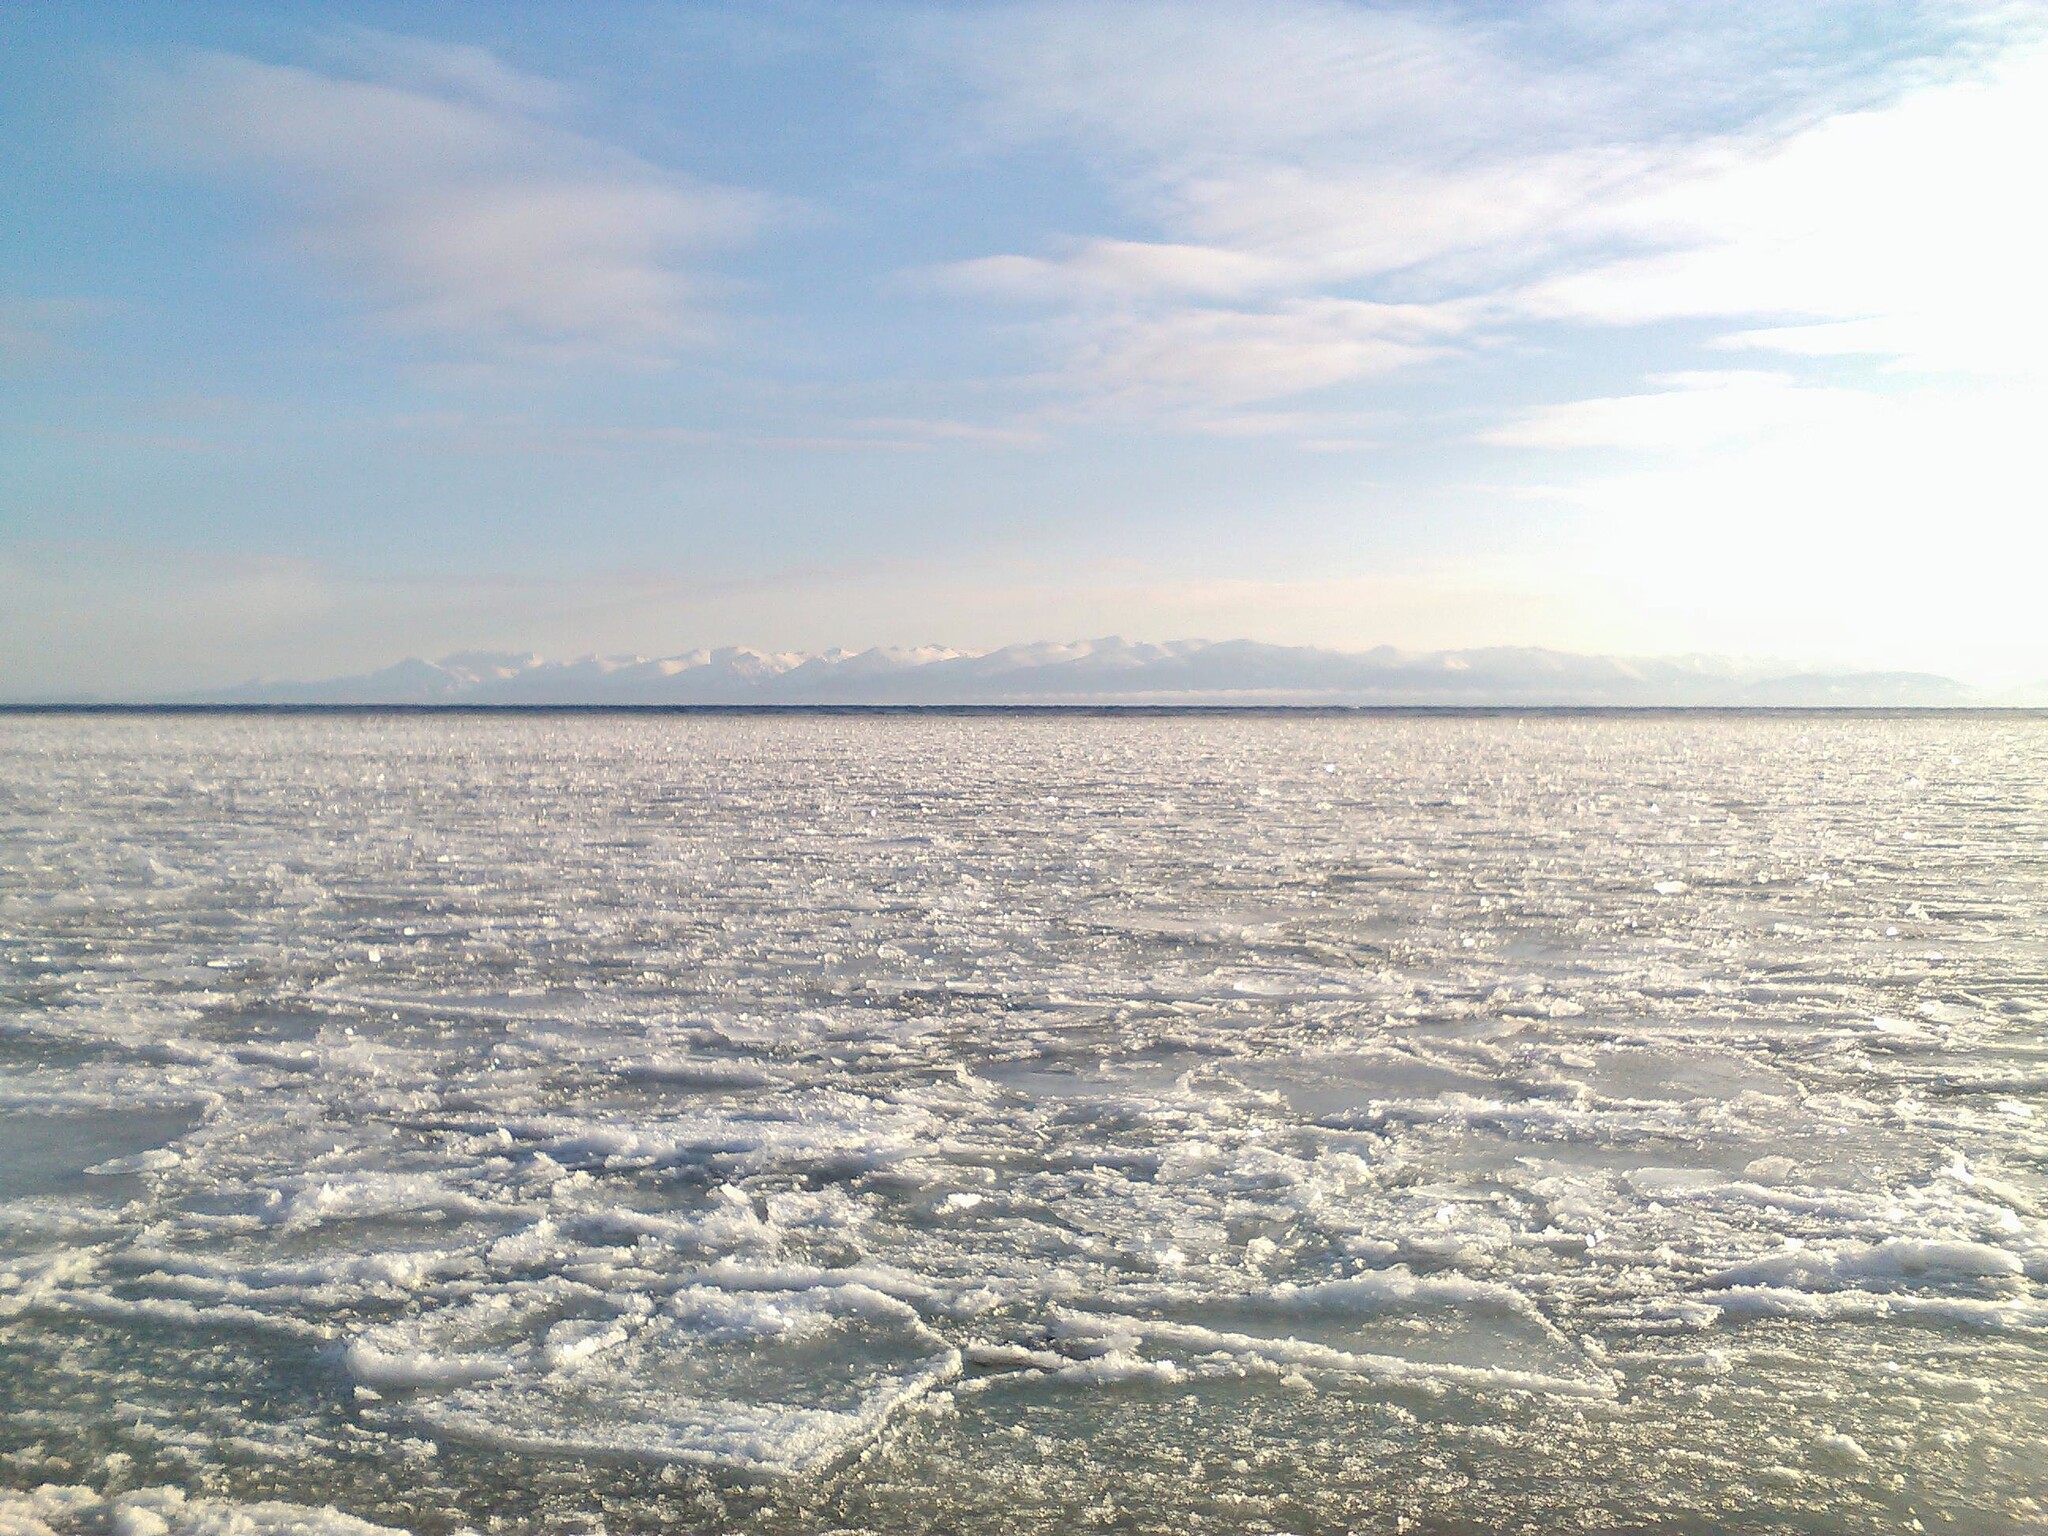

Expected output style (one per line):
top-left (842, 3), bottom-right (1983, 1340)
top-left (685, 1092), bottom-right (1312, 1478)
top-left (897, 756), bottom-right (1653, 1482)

top-left (1511, 39), bottom-right (2048, 375)
top-left (1049, 298), bottom-right (1468, 416)
top-left (121, 39), bottom-right (773, 366)
top-left (915, 0), bottom-right (1612, 420)
top-left (1481, 371), bottom-right (1883, 452)
top-left (942, 241), bottom-right (1293, 304)
top-left (914, 0), bottom-right (2045, 429)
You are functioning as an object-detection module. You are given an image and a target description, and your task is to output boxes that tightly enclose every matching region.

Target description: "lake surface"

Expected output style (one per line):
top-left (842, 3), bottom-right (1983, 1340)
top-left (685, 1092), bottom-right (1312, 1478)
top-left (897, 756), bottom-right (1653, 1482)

top-left (2, 711), bottom-right (2045, 1534)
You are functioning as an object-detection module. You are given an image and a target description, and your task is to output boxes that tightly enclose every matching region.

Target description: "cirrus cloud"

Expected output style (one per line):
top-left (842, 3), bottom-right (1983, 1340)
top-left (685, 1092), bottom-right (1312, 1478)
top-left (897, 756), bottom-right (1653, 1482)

top-left (915, 0), bottom-right (2046, 430)
top-left (122, 40), bottom-right (774, 366)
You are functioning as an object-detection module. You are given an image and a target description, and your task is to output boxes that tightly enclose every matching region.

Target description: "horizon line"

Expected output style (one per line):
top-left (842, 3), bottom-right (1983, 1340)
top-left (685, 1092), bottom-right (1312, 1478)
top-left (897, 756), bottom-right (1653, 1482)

top-left (10, 703), bottom-right (2045, 717)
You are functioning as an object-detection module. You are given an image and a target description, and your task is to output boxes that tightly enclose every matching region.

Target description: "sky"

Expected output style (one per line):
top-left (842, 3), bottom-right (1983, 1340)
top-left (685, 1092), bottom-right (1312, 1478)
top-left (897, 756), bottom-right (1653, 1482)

top-left (4, 0), bottom-right (2047, 697)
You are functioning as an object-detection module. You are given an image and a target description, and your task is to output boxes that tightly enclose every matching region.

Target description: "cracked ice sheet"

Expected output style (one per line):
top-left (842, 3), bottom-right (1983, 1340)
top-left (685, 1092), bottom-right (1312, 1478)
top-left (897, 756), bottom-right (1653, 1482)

top-left (1, 712), bottom-right (2046, 1533)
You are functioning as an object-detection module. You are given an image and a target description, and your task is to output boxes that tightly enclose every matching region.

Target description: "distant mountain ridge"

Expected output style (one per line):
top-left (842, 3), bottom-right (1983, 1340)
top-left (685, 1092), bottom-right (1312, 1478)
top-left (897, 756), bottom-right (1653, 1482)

top-left (193, 639), bottom-right (1993, 707)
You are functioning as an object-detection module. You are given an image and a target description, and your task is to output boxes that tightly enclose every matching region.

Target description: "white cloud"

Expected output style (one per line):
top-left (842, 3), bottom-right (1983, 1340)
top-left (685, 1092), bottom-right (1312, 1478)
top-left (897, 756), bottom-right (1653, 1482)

top-left (1482, 371), bottom-right (1884, 452)
top-left (921, 1), bottom-right (2047, 428)
top-left (910, 2), bottom-right (1637, 419)
top-left (915, 0), bottom-right (2048, 669)
top-left (1473, 34), bottom-right (2048, 681)
top-left (1052, 298), bottom-right (1467, 414)
top-left (943, 240), bottom-right (1292, 303)
top-left (938, 0), bottom-right (2027, 166)
top-left (1159, 149), bottom-right (1664, 288)
top-left (936, 144), bottom-right (1666, 308)
top-left (1510, 40), bottom-right (2048, 374)
top-left (324, 28), bottom-right (571, 117)
top-left (124, 45), bottom-right (771, 365)
top-left (937, 1), bottom-right (1538, 164)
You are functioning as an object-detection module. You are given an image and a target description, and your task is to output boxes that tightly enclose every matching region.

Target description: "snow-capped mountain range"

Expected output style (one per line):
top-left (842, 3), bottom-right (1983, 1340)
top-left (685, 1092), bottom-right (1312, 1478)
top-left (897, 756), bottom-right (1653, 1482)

top-left (191, 638), bottom-right (1998, 706)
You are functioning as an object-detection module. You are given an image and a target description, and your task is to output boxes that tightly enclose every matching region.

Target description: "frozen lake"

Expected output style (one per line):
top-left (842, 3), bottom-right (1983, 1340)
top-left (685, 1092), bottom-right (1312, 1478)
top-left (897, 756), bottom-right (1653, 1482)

top-left (2, 711), bottom-right (2045, 1534)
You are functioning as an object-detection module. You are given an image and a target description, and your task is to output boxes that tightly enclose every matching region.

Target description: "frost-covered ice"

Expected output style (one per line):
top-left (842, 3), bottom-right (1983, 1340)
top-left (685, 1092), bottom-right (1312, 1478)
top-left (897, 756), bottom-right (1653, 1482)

top-left (2, 711), bottom-right (2045, 1534)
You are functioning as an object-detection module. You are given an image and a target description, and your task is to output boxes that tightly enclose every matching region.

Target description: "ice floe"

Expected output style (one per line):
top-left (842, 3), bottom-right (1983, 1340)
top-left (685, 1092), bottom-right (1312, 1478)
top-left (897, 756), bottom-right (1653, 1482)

top-left (2, 712), bottom-right (2044, 1533)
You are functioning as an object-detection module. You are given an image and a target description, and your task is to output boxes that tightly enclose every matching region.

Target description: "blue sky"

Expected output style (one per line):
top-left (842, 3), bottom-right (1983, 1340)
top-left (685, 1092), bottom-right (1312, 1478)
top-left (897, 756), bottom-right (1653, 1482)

top-left (4, 1), bottom-right (2045, 695)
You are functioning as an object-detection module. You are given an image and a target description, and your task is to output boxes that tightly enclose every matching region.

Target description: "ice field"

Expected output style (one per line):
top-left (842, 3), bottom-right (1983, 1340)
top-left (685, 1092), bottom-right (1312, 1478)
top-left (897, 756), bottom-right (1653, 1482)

top-left (2, 711), bottom-right (2045, 1534)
